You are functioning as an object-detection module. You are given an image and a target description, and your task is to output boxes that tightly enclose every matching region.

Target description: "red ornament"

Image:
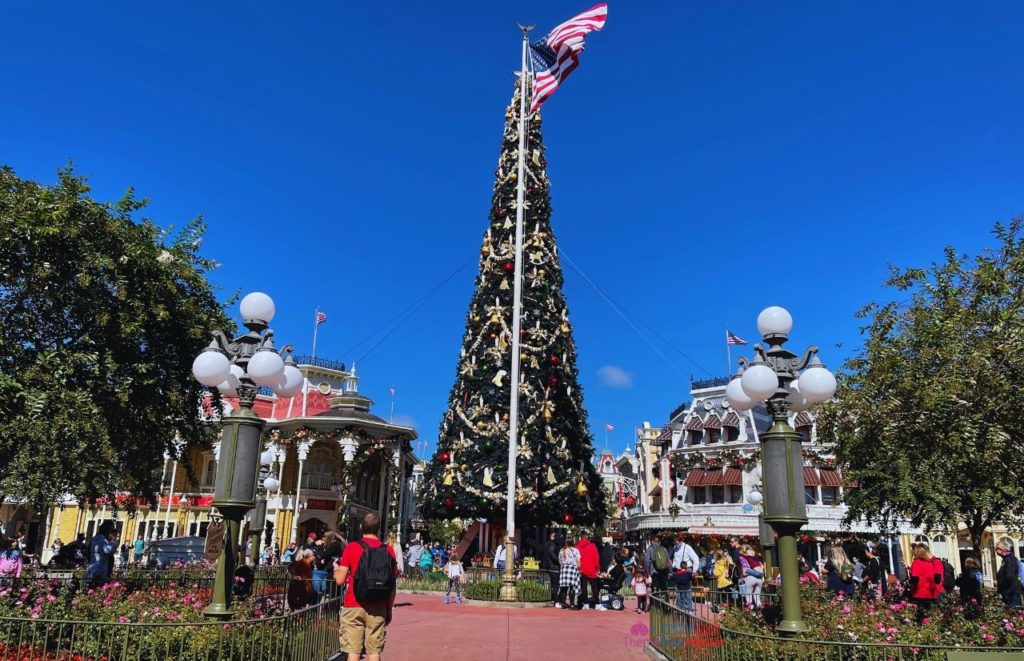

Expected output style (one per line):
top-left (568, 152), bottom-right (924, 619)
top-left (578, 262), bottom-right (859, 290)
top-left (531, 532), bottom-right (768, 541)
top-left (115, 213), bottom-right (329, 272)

top-left (562, 513), bottom-right (574, 525)
top-left (548, 376), bottom-right (558, 386)
top-left (438, 451), bottom-right (450, 464)
top-left (503, 262), bottom-right (515, 273)
top-left (445, 497), bottom-right (455, 508)
top-left (549, 355), bottom-right (560, 365)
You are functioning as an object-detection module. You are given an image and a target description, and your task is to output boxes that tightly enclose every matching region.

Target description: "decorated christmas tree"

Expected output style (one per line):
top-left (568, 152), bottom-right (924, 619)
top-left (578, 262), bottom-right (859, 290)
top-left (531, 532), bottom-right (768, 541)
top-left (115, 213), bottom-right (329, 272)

top-left (420, 81), bottom-right (606, 527)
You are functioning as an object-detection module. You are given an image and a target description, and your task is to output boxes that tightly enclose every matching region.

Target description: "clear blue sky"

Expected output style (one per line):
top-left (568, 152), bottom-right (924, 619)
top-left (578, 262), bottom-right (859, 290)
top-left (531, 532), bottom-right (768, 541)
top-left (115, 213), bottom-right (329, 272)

top-left (3, 2), bottom-right (1022, 458)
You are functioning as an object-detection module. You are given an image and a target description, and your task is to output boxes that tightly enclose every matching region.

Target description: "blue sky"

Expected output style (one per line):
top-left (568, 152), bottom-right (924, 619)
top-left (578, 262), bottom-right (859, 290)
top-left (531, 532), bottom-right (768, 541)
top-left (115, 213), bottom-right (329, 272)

top-left (3, 2), bottom-right (1022, 459)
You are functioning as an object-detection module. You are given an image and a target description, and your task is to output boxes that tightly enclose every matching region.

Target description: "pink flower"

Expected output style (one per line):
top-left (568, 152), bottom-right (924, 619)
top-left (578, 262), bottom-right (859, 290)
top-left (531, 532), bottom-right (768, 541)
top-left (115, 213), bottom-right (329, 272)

top-left (118, 616), bottom-right (126, 623)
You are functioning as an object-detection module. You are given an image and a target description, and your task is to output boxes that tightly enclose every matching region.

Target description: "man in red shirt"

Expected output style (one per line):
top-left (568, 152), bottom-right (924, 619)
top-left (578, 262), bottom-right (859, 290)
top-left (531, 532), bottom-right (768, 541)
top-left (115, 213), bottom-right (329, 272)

top-left (333, 512), bottom-right (397, 661)
top-left (576, 536), bottom-right (604, 610)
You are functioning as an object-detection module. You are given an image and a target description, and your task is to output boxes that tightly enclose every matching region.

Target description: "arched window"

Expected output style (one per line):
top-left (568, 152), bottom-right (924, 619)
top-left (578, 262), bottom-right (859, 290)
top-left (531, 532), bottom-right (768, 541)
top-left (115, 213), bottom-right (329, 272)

top-left (914, 534), bottom-right (929, 545)
top-left (931, 534), bottom-right (949, 559)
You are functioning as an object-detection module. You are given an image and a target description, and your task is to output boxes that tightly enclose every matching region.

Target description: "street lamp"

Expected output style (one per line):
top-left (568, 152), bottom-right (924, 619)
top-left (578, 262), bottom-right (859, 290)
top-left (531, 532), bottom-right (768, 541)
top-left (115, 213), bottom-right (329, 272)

top-left (191, 292), bottom-right (300, 619)
top-left (725, 306), bottom-right (836, 635)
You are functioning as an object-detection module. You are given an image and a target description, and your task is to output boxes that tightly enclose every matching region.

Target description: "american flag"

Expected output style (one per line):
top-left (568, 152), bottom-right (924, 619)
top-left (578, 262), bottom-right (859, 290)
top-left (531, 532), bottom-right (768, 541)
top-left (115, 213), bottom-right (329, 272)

top-left (315, 310), bottom-right (327, 325)
top-left (390, 387), bottom-right (396, 397)
top-left (726, 330), bottom-right (748, 346)
top-left (529, 4), bottom-right (608, 114)
top-left (605, 423), bottom-right (614, 433)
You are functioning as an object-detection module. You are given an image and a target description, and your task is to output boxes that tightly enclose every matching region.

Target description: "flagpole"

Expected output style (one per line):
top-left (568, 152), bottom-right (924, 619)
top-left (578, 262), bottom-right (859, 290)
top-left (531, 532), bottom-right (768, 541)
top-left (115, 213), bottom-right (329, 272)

top-left (390, 387), bottom-right (395, 424)
top-left (503, 23), bottom-right (532, 601)
top-left (302, 307), bottom-right (319, 418)
top-left (311, 307), bottom-right (321, 360)
top-left (726, 325), bottom-right (733, 376)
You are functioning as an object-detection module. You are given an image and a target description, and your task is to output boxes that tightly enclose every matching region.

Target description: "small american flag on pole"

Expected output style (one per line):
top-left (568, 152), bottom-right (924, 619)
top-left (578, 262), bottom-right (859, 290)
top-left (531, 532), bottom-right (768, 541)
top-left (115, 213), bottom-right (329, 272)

top-left (529, 4), bottom-right (608, 114)
top-left (315, 310), bottom-right (327, 325)
top-left (605, 423), bottom-right (614, 433)
top-left (726, 330), bottom-right (748, 346)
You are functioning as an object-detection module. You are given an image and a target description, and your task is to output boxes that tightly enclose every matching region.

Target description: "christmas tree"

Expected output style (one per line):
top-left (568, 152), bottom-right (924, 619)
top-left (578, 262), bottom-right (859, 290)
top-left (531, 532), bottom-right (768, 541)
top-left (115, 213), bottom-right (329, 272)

top-left (420, 81), bottom-right (606, 528)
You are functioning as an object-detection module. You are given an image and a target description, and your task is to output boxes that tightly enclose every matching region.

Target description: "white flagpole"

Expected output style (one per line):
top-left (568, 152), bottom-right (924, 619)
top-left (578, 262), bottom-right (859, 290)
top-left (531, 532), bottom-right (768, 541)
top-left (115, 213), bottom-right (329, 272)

top-left (726, 325), bottom-right (732, 376)
top-left (311, 307), bottom-right (321, 360)
top-left (302, 307), bottom-right (319, 418)
top-left (390, 387), bottom-right (395, 424)
top-left (506, 24), bottom-right (532, 548)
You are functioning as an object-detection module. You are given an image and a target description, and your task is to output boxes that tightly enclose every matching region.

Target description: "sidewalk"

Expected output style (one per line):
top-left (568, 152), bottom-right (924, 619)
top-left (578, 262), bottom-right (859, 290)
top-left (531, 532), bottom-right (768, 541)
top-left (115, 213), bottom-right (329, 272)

top-left (384, 593), bottom-right (652, 660)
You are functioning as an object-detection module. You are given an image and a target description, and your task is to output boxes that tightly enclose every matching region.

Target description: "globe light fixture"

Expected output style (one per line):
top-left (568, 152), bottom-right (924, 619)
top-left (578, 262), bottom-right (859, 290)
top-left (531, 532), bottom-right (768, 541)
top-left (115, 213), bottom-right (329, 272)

top-left (192, 344), bottom-right (230, 387)
top-left (756, 305), bottom-right (793, 338)
top-left (239, 292), bottom-right (276, 324)
top-left (786, 380), bottom-right (810, 413)
top-left (747, 490), bottom-right (763, 505)
top-left (725, 372), bottom-right (755, 411)
top-left (274, 362), bottom-right (304, 398)
top-left (798, 356), bottom-right (837, 403)
top-left (740, 363), bottom-right (779, 401)
top-left (190, 291), bottom-right (295, 619)
top-left (262, 475), bottom-right (279, 492)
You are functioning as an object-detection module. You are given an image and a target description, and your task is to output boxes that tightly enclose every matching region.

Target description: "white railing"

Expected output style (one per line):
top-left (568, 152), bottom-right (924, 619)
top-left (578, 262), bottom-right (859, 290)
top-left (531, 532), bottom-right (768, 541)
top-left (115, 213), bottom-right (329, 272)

top-left (302, 471), bottom-right (340, 491)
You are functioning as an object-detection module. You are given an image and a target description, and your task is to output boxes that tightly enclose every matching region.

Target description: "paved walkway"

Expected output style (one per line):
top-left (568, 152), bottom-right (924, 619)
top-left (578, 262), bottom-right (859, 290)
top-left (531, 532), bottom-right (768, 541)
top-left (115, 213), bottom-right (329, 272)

top-left (384, 593), bottom-right (652, 660)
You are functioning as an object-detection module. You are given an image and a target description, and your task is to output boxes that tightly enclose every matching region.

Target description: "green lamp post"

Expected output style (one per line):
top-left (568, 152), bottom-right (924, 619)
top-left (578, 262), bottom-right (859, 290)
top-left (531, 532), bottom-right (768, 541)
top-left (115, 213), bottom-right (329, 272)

top-left (191, 292), bottom-right (304, 619)
top-left (725, 306), bottom-right (836, 636)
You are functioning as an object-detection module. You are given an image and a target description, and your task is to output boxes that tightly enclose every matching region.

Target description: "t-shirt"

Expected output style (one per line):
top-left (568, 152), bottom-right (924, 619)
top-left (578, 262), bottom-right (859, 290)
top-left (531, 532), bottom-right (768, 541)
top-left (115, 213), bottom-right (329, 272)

top-left (133, 539), bottom-right (145, 555)
top-left (339, 536), bottom-right (397, 609)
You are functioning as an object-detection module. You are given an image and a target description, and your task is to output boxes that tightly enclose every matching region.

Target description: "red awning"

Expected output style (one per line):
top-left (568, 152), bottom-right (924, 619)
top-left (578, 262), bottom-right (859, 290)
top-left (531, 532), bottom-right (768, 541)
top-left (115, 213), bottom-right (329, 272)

top-left (685, 416), bottom-right (704, 431)
top-left (683, 469), bottom-right (706, 487)
top-left (722, 411), bottom-right (741, 428)
top-left (703, 414), bottom-right (722, 429)
top-left (819, 468), bottom-right (842, 487)
top-left (722, 467), bottom-right (742, 486)
top-left (655, 427), bottom-right (673, 442)
top-left (703, 469), bottom-right (723, 486)
top-left (803, 467), bottom-right (821, 487)
top-left (794, 411), bottom-right (814, 428)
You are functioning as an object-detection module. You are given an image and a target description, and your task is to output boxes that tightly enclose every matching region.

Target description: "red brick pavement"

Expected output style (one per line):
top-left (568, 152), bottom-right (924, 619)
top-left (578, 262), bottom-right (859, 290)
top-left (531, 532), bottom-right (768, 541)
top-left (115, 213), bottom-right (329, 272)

top-left (381, 593), bottom-right (653, 660)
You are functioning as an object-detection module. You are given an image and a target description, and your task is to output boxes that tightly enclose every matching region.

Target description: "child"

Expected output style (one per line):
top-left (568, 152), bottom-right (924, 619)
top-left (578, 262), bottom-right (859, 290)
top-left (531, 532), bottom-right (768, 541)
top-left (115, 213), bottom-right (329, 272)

top-left (633, 567), bottom-right (651, 613)
top-left (669, 564), bottom-right (694, 612)
top-left (444, 553), bottom-right (465, 605)
top-left (852, 557), bottom-right (865, 585)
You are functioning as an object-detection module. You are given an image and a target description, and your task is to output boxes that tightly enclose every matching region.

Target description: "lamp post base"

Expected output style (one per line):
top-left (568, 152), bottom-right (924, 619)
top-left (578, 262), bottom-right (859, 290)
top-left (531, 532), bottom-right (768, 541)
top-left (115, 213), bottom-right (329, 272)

top-left (499, 538), bottom-right (517, 602)
top-left (204, 514), bottom-right (241, 620)
top-left (772, 524), bottom-right (808, 636)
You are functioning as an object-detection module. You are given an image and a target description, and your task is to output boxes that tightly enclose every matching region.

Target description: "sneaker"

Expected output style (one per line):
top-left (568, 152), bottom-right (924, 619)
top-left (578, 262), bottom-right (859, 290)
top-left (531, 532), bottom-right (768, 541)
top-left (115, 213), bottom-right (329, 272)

top-left (635, 608), bottom-right (641, 614)
top-left (555, 603), bottom-right (564, 609)
top-left (595, 605), bottom-right (608, 611)
top-left (580, 604), bottom-right (591, 610)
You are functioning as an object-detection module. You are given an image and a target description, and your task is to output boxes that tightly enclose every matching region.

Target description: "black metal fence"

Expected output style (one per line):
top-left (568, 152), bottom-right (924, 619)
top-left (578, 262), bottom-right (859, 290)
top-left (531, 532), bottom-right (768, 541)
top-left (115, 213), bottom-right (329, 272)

top-left (0, 595), bottom-right (341, 661)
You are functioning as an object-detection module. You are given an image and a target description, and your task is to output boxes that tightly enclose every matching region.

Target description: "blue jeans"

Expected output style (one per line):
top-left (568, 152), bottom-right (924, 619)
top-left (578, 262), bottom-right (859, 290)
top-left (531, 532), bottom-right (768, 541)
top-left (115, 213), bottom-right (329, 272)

top-left (311, 569), bottom-right (328, 597)
top-left (676, 589), bottom-right (693, 612)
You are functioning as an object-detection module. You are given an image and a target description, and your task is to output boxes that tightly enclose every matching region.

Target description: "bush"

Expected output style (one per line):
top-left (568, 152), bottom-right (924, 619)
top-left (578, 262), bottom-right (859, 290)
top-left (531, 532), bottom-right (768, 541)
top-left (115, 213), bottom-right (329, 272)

top-left (462, 579), bottom-right (549, 602)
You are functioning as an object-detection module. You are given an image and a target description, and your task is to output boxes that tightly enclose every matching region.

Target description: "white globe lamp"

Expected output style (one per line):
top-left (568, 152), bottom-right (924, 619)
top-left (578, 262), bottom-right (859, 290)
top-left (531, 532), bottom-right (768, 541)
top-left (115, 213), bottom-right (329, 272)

top-left (786, 380), bottom-right (810, 412)
top-left (262, 476), bottom-right (279, 492)
top-left (216, 364), bottom-right (244, 396)
top-left (192, 347), bottom-right (230, 387)
top-left (240, 292), bottom-right (276, 324)
top-left (741, 363), bottom-right (779, 401)
top-left (747, 490), bottom-right (763, 505)
top-left (274, 364), bottom-right (304, 398)
top-left (799, 357), bottom-right (837, 403)
top-left (260, 450), bottom-right (275, 466)
top-left (247, 349), bottom-right (285, 387)
top-left (726, 375), bottom-right (755, 411)
top-left (757, 306), bottom-right (793, 338)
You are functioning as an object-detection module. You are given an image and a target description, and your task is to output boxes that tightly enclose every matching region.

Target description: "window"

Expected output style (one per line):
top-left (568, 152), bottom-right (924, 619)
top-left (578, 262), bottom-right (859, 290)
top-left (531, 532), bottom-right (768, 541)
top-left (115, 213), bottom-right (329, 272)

top-left (797, 426), bottom-right (812, 443)
top-left (706, 429), bottom-right (721, 444)
top-left (820, 486), bottom-right (838, 505)
top-left (710, 486), bottom-right (725, 504)
top-left (725, 427), bottom-right (740, 442)
top-left (691, 488), bottom-right (707, 505)
top-left (689, 431), bottom-right (703, 446)
top-left (804, 486), bottom-right (817, 505)
top-left (202, 458), bottom-right (217, 487)
top-left (728, 485), bottom-right (743, 503)
top-left (604, 461), bottom-right (612, 472)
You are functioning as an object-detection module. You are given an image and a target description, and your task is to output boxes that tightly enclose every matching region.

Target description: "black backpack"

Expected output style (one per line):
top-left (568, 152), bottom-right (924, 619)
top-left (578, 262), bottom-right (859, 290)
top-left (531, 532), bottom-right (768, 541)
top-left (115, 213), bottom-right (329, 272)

top-left (941, 559), bottom-right (955, 593)
top-left (353, 541), bottom-right (396, 603)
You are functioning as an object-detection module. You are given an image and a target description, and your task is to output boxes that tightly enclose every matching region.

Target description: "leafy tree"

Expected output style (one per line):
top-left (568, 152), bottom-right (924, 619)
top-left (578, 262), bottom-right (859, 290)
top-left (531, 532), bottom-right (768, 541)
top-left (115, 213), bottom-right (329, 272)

top-left (819, 218), bottom-right (1024, 550)
top-left (0, 165), bottom-right (229, 526)
top-left (425, 519), bottom-right (467, 548)
top-left (419, 82), bottom-right (606, 527)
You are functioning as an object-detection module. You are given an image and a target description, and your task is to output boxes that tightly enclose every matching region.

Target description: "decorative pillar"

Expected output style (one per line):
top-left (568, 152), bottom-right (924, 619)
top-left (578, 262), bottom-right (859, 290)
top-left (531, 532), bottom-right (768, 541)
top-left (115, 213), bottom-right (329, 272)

top-left (290, 442), bottom-right (310, 543)
top-left (660, 455), bottom-right (671, 513)
top-left (163, 459), bottom-right (179, 539)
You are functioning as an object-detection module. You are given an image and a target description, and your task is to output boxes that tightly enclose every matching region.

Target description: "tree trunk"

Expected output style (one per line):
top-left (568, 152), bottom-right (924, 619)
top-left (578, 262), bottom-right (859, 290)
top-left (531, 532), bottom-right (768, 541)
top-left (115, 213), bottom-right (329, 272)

top-left (34, 504), bottom-right (51, 562)
top-left (969, 526), bottom-right (984, 557)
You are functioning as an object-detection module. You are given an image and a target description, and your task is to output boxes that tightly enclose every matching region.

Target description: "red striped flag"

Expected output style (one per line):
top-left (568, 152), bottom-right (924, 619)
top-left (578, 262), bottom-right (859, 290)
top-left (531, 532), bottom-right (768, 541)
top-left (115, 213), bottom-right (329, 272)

top-left (315, 310), bottom-right (327, 325)
top-left (605, 423), bottom-right (614, 433)
top-left (529, 4), bottom-right (608, 114)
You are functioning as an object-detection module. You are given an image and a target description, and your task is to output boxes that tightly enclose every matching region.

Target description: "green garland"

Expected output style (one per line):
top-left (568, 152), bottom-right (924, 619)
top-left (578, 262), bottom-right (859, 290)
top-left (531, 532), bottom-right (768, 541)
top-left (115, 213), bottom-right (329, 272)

top-left (669, 449), bottom-right (751, 470)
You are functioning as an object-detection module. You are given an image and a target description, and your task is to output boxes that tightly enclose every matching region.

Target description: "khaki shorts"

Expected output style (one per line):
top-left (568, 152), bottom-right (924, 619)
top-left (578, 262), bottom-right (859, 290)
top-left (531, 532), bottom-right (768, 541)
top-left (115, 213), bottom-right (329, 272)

top-left (340, 605), bottom-right (388, 655)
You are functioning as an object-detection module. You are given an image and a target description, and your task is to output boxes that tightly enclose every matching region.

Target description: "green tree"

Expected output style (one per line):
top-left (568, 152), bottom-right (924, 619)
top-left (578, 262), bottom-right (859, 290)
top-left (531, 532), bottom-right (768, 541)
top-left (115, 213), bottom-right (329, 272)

top-left (0, 165), bottom-right (229, 525)
top-left (419, 82), bottom-right (606, 527)
top-left (819, 219), bottom-right (1024, 550)
top-left (425, 519), bottom-right (467, 548)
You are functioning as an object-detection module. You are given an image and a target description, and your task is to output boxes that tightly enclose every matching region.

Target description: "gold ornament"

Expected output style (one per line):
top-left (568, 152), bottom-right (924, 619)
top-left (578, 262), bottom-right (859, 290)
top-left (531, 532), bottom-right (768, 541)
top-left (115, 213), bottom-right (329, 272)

top-left (482, 244), bottom-right (491, 257)
top-left (577, 480), bottom-right (589, 496)
top-left (491, 369), bottom-right (507, 387)
top-left (547, 466), bottom-right (556, 484)
top-left (475, 421), bottom-right (486, 431)
top-left (483, 467), bottom-right (495, 487)
top-left (500, 277), bottom-right (510, 290)
top-left (503, 217), bottom-right (513, 229)
top-left (531, 149), bottom-right (542, 167)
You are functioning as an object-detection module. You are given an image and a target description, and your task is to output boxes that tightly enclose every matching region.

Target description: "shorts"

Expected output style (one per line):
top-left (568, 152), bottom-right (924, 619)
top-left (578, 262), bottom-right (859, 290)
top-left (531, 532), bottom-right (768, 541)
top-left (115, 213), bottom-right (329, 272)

top-left (340, 604), bottom-right (388, 655)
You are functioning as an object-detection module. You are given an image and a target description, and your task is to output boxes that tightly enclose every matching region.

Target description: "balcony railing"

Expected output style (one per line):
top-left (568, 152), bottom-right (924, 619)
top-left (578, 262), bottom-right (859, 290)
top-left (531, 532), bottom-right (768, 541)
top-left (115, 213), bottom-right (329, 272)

top-left (292, 355), bottom-right (346, 372)
top-left (302, 471), bottom-right (341, 491)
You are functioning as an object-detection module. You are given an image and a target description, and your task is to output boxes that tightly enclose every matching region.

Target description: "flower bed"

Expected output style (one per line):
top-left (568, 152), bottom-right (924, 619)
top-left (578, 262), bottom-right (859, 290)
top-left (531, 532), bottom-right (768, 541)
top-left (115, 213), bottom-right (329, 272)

top-left (718, 586), bottom-right (1024, 649)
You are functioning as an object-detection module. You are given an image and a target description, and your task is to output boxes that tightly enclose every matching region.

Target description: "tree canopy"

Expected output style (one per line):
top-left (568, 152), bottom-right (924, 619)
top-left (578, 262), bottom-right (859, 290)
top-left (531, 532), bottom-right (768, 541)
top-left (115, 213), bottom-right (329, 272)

top-left (819, 218), bottom-right (1024, 549)
top-left (0, 165), bottom-right (230, 510)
